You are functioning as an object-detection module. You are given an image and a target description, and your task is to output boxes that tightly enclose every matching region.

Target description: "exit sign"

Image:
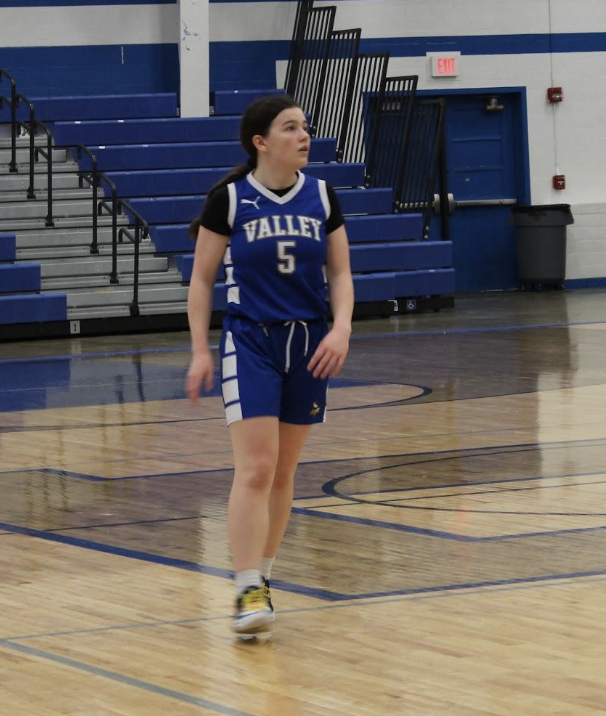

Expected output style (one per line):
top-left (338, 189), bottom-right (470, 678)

top-left (428, 52), bottom-right (461, 78)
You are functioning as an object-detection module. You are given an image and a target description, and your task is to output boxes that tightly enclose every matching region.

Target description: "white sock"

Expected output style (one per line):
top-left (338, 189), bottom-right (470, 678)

top-left (235, 569), bottom-right (262, 594)
top-left (260, 557), bottom-right (275, 580)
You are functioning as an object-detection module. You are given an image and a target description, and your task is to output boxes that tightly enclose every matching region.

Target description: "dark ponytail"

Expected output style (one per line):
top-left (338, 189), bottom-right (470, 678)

top-left (188, 94), bottom-right (299, 240)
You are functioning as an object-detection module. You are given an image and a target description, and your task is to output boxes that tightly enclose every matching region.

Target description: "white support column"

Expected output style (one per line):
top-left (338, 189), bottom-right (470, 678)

top-left (179, 0), bottom-right (210, 117)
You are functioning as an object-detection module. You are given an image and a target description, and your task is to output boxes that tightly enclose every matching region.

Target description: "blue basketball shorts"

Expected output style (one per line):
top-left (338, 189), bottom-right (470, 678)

top-left (219, 315), bottom-right (330, 426)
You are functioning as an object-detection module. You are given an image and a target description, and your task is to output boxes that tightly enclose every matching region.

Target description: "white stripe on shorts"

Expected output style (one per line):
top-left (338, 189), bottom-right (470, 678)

top-left (224, 330), bottom-right (235, 355)
top-left (222, 377), bottom-right (240, 405)
top-left (225, 402), bottom-right (243, 425)
top-left (222, 354), bottom-right (237, 380)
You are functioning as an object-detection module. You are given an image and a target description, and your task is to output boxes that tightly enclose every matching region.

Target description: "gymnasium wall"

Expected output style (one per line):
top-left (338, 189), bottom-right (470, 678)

top-left (1, 0), bottom-right (605, 283)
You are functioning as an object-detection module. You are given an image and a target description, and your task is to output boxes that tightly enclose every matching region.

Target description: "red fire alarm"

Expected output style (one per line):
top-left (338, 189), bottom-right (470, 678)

top-left (553, 174), bottom-right (566, 190)
top-left (547, 87), bottom-right (563, 103)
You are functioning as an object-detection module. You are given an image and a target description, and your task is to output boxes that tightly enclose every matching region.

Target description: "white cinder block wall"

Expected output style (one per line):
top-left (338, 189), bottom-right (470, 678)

top-left (263, 0), bottom-right (606, 283)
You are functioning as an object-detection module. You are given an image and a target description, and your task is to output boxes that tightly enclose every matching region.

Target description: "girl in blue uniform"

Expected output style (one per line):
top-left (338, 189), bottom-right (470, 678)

top-left (186, 95), bottom-right (354, 636)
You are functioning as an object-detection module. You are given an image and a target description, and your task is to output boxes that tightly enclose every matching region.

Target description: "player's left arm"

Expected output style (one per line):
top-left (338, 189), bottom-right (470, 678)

top-left (308, 225), bottom-right (354, 379)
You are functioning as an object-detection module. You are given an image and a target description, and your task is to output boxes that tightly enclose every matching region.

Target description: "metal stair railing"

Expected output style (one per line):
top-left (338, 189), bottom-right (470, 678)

top-left (365, 75), bottom-right (418, 195)
top-left (312, 28), bottom-right (361, 161)
top-left (116, 201), bottom-right (150, 317)
top-left (289, 5), bottom-right (336, 136)
top-left (398, 98), bottom-right (448, 238)
top-left (0, 68), bottom-right (18, 173)
top-left (285, 0), bottom-right (314, 98)
top-left (338, 52), bottom-right (389, 165)
top-left (0, 77), bottom-right (154, 317)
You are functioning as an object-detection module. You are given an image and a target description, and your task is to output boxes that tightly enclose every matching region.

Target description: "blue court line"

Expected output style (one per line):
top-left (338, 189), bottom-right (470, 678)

top-left (4, 568), bottom-right (606, 645)
top-left (2, 434), bottom-right (605, 483)
top-left (294, 505), bottom-right (606, 542)
top-left (7, 473), bottom-right (605, 540)
top-left (0, 521), bottom-right (345, 601)
top-left (291, 506), bottom-right (468, 540)
top-left (0, 382), bottom-right (427, 436)
top-left (348, 318), bottom-right (606, 341)
top-left (299, 474), bottom-right (606, 509)
top-left (378, 475), bottom-right (606, 504)
top-left (0, 345), bottom-right (201, 367)
top-left (7, 572), bottom-right (606, 644)
top-left (1, 317), bottom-right (605, 368)
top-left (320, 442), bottom-right (606, 498)
top-left (0, 640), bottom-right (255, 716)
top-left (4, 511), bottom-right (606, 601)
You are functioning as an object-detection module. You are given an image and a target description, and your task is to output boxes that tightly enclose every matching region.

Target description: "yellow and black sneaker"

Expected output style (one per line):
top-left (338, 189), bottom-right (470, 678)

top-left (233, 585), bottom-right (274, 635)
top-left (263, 578), bottom-right (274, 614)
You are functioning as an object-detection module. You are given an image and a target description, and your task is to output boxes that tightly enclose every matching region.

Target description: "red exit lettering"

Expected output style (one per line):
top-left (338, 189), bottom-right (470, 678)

top-left (438, 58), bottom-right (456, 75)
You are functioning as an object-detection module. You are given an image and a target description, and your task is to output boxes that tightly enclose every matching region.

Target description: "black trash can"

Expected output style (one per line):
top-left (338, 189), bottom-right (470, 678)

top-left (510, 204), bottom-right (574, 290)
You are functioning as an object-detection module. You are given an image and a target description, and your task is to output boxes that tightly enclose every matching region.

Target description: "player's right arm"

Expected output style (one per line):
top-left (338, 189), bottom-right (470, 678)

top-left (186, 227), bottom-right (229, 403)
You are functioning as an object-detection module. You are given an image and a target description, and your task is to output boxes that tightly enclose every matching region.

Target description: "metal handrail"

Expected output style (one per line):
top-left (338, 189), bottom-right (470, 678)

top-left (97, 173), bottom-right (119, 274)
top-left (0, 68), bottom-right (17, 172)
top-left (116, 200), bottom-right (150, 317)
top-left (32, 120), bottom-right (55, 226)
top-left (14, 94), bottom-right (36, 198)
top-left (56, 145), bottom-right (99, 254)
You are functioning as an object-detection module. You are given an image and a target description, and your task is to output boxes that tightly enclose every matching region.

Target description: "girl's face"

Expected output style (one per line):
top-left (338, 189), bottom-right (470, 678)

top-left (254, 107), bottom-right (310, 170)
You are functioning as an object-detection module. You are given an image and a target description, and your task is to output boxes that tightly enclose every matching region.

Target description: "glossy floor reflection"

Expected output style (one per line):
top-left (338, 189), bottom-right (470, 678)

top-left (1, 290), bottom-right (606, 715)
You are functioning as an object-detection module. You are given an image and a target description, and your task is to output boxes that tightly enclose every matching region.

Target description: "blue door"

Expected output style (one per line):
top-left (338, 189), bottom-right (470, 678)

top-left (429, 91), bottom-right (530, 292)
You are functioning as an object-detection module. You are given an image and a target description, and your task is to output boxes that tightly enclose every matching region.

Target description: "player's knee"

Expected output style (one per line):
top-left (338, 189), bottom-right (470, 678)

top-left (239, 457), bottom-right (276, 491)
top-left (272, 469), bottom-right (295, 491)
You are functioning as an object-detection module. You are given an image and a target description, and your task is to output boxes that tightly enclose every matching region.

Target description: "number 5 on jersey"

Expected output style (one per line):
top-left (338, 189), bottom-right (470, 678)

top-left (277, 240), bottom-right (297, 274)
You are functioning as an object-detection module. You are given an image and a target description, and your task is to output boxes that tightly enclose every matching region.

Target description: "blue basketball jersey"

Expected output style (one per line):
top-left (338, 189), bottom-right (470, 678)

top-left (224, 172), bottom-right (330, 323)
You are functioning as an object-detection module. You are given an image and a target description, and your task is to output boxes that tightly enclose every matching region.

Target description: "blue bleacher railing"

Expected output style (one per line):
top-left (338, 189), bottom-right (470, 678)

top-left (0, 68), bottom-right (18, 173)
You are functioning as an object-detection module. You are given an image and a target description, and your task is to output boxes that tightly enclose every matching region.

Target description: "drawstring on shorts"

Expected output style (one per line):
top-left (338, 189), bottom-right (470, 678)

top-left (257, 320), bottom-right (310, 373)
top-left (284, 320), bottom-right (309, 373)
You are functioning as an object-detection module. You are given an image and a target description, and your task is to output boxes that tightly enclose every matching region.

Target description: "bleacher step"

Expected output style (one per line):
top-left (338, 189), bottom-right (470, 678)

top-left (15, 228), bottom-right (114, 248)
top-left (0, 172), bottom-right (81, 191)
top-left (17, 242), bottom-right (155, 261)
top-left (1, 198), bottom-right (100, 220)
top-left (66, 284), bottom-right (188, 308)
top-left (68, 305), bottom-right (131, 319)
top-left (0, 161), bottom-right (79, 176)
top-left (0, 215), bottom-right (128, 231)
top-left (139, 301), bottom-right (188, 315)
top-left (39, 254), bottom-right (166, 278)
top-left (0, 188), bottom-right (94, 203)
top-left (0, 148), bottom-right (68, 165)
top-left (42, 269), bottom-right (181, 290)
top-left (0, 135), bottom-right (49, 149)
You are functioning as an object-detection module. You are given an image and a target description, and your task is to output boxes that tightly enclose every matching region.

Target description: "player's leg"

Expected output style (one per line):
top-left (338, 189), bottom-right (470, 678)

top-left (220, 317), bottom-right (282, 634)
top-left (261, 319), bottom-right (329, 609)
top-left (228, 416), bottom-right (279, 634)
top-left (264, 422), bottom-right (312, 557)
top-left (262, 421), bottom-right (312, 610)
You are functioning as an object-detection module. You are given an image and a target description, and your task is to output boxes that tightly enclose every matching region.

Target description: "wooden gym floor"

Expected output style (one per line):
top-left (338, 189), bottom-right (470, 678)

top-left (1, 290), bottom-right (606, 715)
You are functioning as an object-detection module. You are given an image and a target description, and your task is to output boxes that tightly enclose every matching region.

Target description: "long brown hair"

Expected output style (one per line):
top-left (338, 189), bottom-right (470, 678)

top-left (188, 94), bottom-right (301, 239)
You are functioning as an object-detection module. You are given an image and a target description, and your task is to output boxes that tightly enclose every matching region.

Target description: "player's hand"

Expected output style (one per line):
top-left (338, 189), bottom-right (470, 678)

top-left (307, 325), bottom-right (350, 379)
top-left (186, 351), bottom-right (214, 404)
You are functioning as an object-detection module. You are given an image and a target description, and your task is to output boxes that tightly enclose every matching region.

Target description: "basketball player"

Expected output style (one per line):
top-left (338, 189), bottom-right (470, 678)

top-left (186, 95), bottom-right (354, 637)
